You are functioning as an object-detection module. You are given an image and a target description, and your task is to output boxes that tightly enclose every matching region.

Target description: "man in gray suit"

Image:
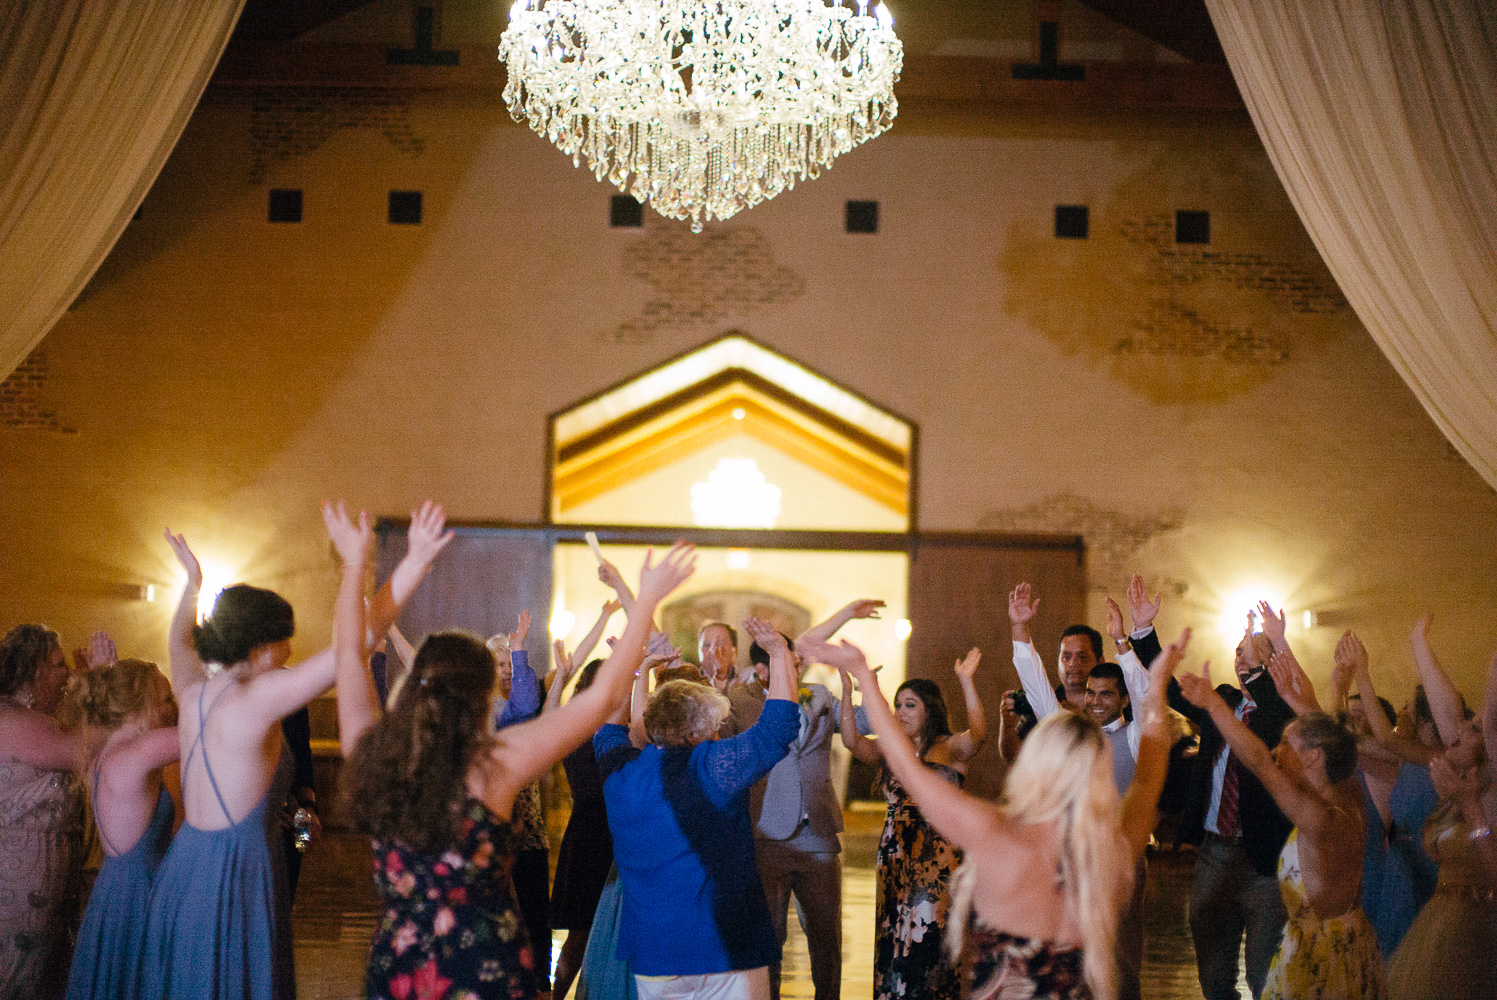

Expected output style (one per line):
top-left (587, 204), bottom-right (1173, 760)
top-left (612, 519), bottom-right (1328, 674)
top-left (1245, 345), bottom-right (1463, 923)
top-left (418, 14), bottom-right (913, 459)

top-left (733, 601), bottom-right (883, 1000)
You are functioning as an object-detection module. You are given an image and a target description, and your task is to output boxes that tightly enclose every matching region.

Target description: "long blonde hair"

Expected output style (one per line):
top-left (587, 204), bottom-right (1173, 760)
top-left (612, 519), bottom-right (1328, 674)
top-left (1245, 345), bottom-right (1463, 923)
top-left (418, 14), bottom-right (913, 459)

top-left (947, 711), bottom-right (1132, 1000)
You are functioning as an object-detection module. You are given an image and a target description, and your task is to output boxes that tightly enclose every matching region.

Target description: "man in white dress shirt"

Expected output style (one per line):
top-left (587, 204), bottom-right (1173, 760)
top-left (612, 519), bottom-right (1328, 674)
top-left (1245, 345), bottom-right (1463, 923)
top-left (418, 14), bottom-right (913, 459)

top-left (1008, 575), bottom-right (1165, 1000)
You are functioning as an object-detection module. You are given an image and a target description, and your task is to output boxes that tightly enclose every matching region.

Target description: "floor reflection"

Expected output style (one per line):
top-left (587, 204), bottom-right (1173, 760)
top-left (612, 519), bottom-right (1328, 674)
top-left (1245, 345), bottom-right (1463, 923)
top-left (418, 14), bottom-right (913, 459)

top-left (293, 805), bottom-right (1242, 999)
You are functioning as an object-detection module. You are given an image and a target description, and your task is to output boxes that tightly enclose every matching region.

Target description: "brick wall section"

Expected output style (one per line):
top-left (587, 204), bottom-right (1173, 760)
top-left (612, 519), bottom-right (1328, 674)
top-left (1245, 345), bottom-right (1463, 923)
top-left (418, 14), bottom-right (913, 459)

top-left (0, 349), bottom-right (75, 433)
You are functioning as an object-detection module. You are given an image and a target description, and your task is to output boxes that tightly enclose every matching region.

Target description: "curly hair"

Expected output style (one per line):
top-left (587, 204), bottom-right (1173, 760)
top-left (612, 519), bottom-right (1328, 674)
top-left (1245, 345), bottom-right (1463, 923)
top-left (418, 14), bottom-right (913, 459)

top-left (895, 678), bottom-right (952, 753)
top-left (344, 632), bottom-right (496, 853)
top-left (643, 680), bottom-right (730, 747)
top-left (192, 585), bottom-right (294, 667)
top-left (57, 659), bottom-right (162, 731)
top-left (0, 624), bottom-right (60, 697)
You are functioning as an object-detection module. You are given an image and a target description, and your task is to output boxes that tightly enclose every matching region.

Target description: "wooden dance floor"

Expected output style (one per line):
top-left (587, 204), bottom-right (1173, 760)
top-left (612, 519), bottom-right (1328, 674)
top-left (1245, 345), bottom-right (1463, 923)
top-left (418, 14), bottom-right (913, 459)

top-left (292, 806), bottom-right (1246, 999)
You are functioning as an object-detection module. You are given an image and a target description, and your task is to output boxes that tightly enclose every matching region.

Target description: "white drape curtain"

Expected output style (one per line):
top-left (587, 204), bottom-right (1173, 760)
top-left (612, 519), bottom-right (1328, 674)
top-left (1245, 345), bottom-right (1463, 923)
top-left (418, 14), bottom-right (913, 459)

top-left (0, 0), bottom-right (245, 380)
top-left (1202, 0), bottom-right (1497, 489)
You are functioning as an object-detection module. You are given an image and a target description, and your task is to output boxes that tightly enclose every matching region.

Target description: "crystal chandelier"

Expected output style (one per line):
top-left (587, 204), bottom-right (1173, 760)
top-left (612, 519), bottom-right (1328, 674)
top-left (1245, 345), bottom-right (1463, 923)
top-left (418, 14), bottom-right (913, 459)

top-left (499, 1), bottom-right (902, 232)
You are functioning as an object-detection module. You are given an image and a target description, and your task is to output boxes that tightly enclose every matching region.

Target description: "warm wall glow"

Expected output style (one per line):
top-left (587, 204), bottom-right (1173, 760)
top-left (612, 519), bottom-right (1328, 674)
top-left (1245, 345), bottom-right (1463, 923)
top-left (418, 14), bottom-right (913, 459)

top-left (691, 457), bottom-right (782, 528)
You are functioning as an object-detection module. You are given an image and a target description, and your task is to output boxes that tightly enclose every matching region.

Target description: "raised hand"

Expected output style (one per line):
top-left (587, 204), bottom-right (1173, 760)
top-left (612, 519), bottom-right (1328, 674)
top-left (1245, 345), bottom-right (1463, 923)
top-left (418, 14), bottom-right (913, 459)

top-left (1127, 574), bottom-right (1162, 631)
top-left (553, 639), bottom-right (577, 682)
top-left (845, 599), bottom-right (885, 620)
top-left (1410, 612), bottom-right (1432, 643)
top-left (322, 500), bottom-right (373, 566)
top-left (508, 610), bottom-right (531, 652)
top-left (797, 637), bottom-right (872, 680)
top-left (1008, 583), bottom-right (1040, 625)
top-left (603, 598), bottom-right (622, 617)
top-left (1267, 648), bottom-right (1320, 715)
top-left (645, 630), bottom-right (678, 660)
top-left (1430, 753), bottom-right (1484, 804)
top-left (598, 560), bottom-right (627, 594)
top-left (1256, 601), bottom-right (1288, 649)
top-left (1000, 689), bottom-right (1020, 720)
top-left (742, 616), bottom-right (788, 656)
top-left (164, 529), bottom-right (203, 590)
top-left (1105, 597), bottom-right (1127, 643)
top-left (406, 501), bottom-right (454, 568)
top-left (636, 541), bottom-right (697, 603)
top-left (87, 630), bottom-right (117, 669)
top-left (1177, 661), bottom-right (1222, 711)
top-left (953, 647), bottom-right (981, 682)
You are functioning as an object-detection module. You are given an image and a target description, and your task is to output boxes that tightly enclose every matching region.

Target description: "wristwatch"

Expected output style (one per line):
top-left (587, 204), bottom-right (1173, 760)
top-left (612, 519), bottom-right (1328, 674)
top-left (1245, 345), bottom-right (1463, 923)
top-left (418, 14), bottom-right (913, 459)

top-left (1114, 637), bottom-right (1131, 653)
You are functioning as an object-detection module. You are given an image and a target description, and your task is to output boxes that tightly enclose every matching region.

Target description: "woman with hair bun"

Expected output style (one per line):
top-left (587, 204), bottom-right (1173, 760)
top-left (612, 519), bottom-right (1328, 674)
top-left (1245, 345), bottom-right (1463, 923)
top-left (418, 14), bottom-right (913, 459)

top-left (139, 501), bottom-right (452, 1000)
top-left (0, 623), bottom-right (87, 998)
top-left (327, 505), bottom-right (696, 1000)
top-left (809, 631), bottom-right (1187, 1000)
top-left (62, 657), bottom-right (179, 1000)
top-left (836, 652), bottom-right (988, 1000)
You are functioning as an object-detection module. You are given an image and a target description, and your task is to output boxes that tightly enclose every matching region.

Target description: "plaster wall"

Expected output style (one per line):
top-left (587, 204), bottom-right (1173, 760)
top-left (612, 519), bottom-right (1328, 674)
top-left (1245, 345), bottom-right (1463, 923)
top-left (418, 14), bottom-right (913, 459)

top-left (3, 80), bottom-right (1495, 707)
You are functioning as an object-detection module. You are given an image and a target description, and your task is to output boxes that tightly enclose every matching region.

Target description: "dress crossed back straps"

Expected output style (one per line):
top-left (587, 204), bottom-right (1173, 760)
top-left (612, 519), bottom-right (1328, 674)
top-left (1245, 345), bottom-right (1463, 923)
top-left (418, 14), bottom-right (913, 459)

top-left (182, 680), bottom-right (239, 826)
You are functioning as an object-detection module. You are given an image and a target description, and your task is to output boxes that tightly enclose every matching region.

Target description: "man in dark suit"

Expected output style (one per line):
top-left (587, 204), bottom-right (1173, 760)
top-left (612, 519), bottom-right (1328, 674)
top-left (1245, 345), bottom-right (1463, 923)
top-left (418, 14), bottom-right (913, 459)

top-left (1141, 615), bottom-right (1294, 1000)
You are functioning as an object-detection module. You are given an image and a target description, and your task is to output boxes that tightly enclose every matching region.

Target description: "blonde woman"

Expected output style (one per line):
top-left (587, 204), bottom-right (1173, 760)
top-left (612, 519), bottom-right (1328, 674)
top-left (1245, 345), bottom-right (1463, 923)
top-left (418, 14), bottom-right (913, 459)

top-left (61, 658), bottom-right (179, 1000)
top-left (803, 630), bottom-right (1188, 1000)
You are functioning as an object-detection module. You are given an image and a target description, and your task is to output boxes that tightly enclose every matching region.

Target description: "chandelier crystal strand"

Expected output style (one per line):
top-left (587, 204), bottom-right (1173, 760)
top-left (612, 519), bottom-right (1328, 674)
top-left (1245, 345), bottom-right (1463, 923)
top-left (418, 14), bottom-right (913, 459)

top-left (500, 1), bottom-right (902, 232)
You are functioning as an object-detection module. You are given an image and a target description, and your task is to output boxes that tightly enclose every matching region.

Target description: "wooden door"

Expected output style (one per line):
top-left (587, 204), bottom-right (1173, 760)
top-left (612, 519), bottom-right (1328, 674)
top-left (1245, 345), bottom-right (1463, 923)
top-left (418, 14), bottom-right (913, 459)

top-left (904, 532), bottom-right (1085, 800)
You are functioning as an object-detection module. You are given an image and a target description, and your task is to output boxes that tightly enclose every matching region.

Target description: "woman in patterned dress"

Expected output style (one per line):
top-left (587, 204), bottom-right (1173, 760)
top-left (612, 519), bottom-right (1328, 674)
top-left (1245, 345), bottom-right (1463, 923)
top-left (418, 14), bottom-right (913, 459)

top-left (329, 508), bottom-right (695, 1000)
top-left (1177, 670), bottom-right (1385, 1000)
top-left (837, 651), bottom-right (988, 1000)
top-left (0, 624), bottom-right (86, 1000)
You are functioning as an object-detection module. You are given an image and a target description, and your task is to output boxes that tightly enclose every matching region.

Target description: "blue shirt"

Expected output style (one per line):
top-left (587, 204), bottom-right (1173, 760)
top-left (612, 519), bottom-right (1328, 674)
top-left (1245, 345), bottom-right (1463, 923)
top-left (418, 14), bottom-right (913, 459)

top-left (595, 699), bottom-right (800, 975)
top-left (494, 650), bottom-right (539, 730)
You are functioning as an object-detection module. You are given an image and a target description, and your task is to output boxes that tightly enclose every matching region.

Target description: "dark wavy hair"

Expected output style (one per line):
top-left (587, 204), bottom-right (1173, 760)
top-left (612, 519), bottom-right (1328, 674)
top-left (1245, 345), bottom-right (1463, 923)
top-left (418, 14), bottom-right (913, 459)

top-left (0, 624), bottom-right (60, 697)
top-left (192, 585), bottom-right (294, 665)
top-left (345, 631), bottom-right (496, 853)
top-left (895, 678), bottom-right (952, 753)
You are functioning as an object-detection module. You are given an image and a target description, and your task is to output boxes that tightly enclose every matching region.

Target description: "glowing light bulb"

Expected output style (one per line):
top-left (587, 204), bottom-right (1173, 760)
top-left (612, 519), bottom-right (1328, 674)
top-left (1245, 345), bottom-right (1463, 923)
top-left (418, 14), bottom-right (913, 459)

top-left (894, 618), bottom-right (912, 641)
top-left (725, 549), bottom-right (751, 569)
top-left (550, 608), bottom-right (577, 639)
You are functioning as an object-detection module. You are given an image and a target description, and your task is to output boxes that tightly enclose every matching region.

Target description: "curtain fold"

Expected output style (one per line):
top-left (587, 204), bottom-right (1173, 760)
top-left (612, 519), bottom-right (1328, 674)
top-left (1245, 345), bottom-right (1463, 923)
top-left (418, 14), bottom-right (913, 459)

top-left (1203, 0), bottom-right (1497, 489)
top-left (0, 0), bottom-right (246, 380)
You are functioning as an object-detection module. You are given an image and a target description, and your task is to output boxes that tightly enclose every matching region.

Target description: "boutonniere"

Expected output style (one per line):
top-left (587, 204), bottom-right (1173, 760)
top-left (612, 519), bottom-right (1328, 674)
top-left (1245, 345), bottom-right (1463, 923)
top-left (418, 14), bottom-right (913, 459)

top-left (797, 686), bottom-right (814, 705)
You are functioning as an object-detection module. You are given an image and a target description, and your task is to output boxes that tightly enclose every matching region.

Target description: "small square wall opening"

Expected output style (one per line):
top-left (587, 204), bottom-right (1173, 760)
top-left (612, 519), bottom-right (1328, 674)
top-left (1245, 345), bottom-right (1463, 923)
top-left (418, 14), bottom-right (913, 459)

top-left (389, 191), bottom-right (423, 225)
top-left (610, 196), bottom-right (644, 228)
top-left (846, 200), bottom-right (879, 233)
top-left (1054, 205), bottom-right (1088, 239)
top-left (1176, 209), bottom-right (1210, 244)
top-left (268, 189), bottom-right (302, 223)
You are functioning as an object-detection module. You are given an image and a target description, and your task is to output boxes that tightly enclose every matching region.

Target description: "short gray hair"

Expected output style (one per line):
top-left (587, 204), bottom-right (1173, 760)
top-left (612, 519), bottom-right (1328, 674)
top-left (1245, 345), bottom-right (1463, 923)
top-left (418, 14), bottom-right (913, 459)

top-left (644, 680), bottom-right (730, 747)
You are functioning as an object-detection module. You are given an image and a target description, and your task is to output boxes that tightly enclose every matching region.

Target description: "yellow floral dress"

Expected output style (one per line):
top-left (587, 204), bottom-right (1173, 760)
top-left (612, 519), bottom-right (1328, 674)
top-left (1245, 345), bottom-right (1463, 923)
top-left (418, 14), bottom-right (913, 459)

top-left (1262, 829), bottom-right (1386, 1000)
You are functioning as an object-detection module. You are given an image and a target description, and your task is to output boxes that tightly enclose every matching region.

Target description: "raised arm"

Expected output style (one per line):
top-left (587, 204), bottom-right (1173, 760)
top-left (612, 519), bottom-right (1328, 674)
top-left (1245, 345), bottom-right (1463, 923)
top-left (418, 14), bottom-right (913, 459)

top-left (597, 559), bottom-right (636, 617)
top-left (1177, 662), bottom-right (1336, 835)
top-left (1120, 630), bottom-right (1189, 855)
top-left (1266, 648), bottom-right (1322, 717)
top-left (1126, 574), bottom-right (1162, 637)
top-left (572, 599), bottom-right (620, 667)
top-left (945, 647), bottom-right (988, 761)
top-left (1109, 597), bottom-right (1151, 710)
top-left (384, 622), bottom-right (415, 702)
top-left (806, 638), bottom-right (995, 850)
top-left (837, 667), bottom-right (881, 765)
top-left (494, 612), bottom-right (539, 729)
top-left (997, 689), bottom-right (1024, 763)
top-left (1343, 631), bottom-right (1431, 764)
top-left (163, 530), bottom-right (206, 691)
top-left (1009, 583), bottom-right (1061, 718)
top-left (797, 599), bottom-right (885, 646)
top-left (542, 639), bottom-right (577, 716)
top-left (366, 502), bottom-right (453, 641)
top-left (482, 543), bottom-right (695, 805)
top-left (324, 501), bottom-right (379, 756)
top-left (1409, 614), bottom-right (1469, 747)
top-left (1430, 754), bottom-right (1497, 890)
top-left (0, 707), bottom-right (81, 770)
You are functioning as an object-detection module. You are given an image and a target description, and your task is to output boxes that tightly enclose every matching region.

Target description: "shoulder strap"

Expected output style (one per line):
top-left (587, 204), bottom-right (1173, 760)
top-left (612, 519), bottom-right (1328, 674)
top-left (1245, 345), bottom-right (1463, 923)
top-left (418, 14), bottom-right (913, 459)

top-left (183, 680), bottom-right (238, 825)
top-left (90, 755), bottom-right (125, 857)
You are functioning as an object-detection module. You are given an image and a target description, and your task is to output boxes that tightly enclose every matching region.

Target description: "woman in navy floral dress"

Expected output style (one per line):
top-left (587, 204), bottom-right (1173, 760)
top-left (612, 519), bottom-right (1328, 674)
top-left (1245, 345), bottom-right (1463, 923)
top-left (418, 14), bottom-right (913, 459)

top-left (324, 503), bottom-right (697, 1000)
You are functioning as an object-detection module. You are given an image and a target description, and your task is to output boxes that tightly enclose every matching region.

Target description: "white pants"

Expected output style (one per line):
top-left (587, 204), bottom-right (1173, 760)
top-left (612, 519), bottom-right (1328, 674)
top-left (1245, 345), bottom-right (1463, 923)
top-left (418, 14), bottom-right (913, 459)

top-left (635, 967), bottom-right (770, 1000)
